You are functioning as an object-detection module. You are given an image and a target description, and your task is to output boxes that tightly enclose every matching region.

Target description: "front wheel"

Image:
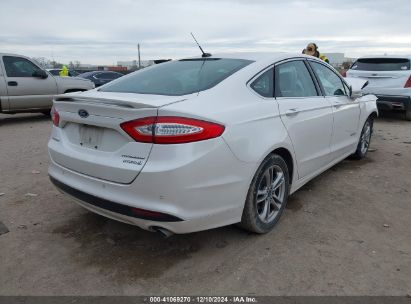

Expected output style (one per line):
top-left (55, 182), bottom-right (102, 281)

top-left (239, 154), bottom-right (290, 234)
top-left (405, 108), bottom-right (411, 121)
top-left (352, 117), bottom-right (373, 159)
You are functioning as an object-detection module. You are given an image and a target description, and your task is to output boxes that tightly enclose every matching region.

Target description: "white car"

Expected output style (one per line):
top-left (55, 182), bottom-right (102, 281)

top-left (347, 56), bottom-right (411, 120)
top-left (48, 53), bottom-right (377, 236)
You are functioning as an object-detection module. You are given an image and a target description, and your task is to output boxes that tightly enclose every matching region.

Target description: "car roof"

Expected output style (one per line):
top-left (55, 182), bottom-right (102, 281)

top-left (356, 55), bottom-right (411, 60)
top-left (183, 52), bottom-right (310, 62)
top-left (0, 52), bottom-right (26, 57)
top-left (180, 52), bottom-right (325, 70)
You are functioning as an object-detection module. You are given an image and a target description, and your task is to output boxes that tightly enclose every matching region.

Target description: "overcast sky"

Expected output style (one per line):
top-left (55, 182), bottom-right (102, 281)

top-left (1, 0), bottom-right (411, 64)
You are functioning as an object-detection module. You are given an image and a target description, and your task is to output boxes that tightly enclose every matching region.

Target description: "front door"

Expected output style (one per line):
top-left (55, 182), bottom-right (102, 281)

top-left (309, 61), bottom-right (361, 158)
top-left (275, 60), bottom-right (334, 179)
top-left (1, 55), bottom-right (58, 111)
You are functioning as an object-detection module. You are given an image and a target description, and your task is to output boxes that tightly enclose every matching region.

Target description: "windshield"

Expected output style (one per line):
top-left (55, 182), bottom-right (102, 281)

top-left (100, 58), bottom-right (253, 96)
top-left (351, 58), bottom-right (410, 71)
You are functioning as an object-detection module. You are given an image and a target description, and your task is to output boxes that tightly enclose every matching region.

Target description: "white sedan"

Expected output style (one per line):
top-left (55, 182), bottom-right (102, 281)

top-left (48, 53), bottom-right (378, 236)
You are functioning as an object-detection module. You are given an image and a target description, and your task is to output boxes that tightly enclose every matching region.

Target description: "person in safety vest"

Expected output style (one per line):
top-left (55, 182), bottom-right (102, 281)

top-left (59, 65), bottom-right (69, 77)
top-left (303, 43), bottom-right (330, 63)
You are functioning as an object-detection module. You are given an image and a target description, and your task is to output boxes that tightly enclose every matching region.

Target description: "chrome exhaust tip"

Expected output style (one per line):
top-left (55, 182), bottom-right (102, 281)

top-left (150, 226), bottom-right (174, 238)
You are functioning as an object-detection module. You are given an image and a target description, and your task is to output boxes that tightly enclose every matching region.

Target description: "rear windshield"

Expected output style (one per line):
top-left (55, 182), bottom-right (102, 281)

top-left (351, 58), bottom-right (410, 71)
top-left (100, 58), bottom-right (253, 96)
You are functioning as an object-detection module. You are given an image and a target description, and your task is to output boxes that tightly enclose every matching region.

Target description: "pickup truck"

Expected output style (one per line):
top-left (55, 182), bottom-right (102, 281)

top-left (0, 53), bottom-right (94, 114)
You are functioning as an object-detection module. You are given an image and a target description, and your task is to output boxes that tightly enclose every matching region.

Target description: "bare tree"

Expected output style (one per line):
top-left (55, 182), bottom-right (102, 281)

top-left (33, 57), bottom-right (51, 69)
top-left (50, 60), bottom-right (63, 68)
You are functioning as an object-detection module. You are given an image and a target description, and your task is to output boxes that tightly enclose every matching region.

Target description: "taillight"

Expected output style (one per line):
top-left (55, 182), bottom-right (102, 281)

top-left (120, 116), bottom-right (225, 144)
top-left (404, 76), bottom-right (411, 88)
top-left (51, 105), bottom-right (60, 127)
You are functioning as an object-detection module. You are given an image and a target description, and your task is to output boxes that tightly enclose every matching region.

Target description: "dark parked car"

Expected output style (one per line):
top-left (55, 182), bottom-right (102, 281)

top-left (77, 71), bottom-right (124, 87)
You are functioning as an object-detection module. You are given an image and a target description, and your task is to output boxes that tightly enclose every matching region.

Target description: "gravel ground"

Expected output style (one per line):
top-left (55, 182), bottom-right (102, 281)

top-left (0, 112), bottom-right (410, 296)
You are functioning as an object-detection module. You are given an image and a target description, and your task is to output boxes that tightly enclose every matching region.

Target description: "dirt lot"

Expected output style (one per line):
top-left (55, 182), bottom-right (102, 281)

top-left (0, 112), bottom-right (410, 296)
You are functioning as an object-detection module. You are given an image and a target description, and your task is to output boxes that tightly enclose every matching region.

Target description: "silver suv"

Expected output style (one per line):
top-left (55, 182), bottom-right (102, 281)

top-left (0, 53), bottom-right (94, 115)
top-left (347, 56), bottom-right (411, 120)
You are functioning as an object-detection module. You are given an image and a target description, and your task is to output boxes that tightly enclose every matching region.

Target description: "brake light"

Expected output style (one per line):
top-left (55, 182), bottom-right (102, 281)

top-left (404, 76), bottom-right (411, 88)
top-left (120, 116), bottom-right (225, 144)
top-left (51, 105), bottom-right (60, 127)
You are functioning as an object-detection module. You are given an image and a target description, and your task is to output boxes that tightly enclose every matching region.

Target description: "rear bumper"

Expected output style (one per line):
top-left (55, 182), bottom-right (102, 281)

top-left (50, 176), bottom-right (183, 222)
top-left (48, 137), bottom-right (255, 234)
top-left (375, 95), bottom-right (411, 111)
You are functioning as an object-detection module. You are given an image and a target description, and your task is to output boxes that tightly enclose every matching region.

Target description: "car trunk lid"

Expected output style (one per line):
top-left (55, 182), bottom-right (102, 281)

top-left (49, 92), bottom-right (190, 184)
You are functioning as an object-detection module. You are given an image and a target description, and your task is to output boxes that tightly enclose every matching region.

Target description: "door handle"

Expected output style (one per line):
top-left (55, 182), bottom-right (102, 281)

top-left (285, 108), bottom-right (299, 116)
top-left (333, 103), bottom-right (344, 109)
top-left (7, 81), bottom-right (18, 86)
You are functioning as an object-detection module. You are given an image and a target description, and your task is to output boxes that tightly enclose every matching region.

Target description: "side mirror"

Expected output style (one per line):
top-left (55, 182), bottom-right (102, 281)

top-left (345, 78), bottom-right (369, 100)
top-left (350, 86), bottom-right (363, 100)
top-left (32, 69), bottom-right (48, 79)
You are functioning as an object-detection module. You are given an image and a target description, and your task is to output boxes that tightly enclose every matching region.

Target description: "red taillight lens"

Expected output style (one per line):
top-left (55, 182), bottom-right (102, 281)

top-left (51, 105), bottom-right (60, 127)
top-left (120, 116), bottom-right (225, 144)
top-left (404, 76), bottom-right (411, 88)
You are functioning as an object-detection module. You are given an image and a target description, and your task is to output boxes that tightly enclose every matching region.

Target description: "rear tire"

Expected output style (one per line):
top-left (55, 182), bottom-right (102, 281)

top-left (405, 109), bottom-right (411, 121)
top-left (239, 154), bottom-right (290, 234)
top-left (352, 117), bottom-right (373, 160)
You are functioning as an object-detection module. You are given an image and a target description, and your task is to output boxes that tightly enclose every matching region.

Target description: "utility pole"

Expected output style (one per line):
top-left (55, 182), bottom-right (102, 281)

top-left (137, 43), bottom-right (141, 69)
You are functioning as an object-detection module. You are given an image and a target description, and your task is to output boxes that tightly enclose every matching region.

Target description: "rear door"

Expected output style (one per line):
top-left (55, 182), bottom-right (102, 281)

top-left (275, 59), bottom-right (334, 179)
top-left (347, 58), bottom-right (411, 89)
top-left (2, 55), bottom-right (58, 111)
top-left (309, 60), bottom-right (361, 158)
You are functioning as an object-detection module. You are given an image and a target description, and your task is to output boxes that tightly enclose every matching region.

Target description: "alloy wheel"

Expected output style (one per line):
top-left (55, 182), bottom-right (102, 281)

top-left (360, 121), bottom-right (371, 155)
top-left (255, 165), bottom-right (286, 223)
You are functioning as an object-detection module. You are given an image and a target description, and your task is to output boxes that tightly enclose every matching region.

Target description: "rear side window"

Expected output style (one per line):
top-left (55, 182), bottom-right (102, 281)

top-left (310, 61), bottom-right (347, 96)
top-left (275, 61), bottom-right (318, 97)
top-left (250, 68), bottom-right (273, 97)
top-left (3, 56), bottom-right (40, 77)
top-left (351, 58), bottom-right (410, 71)
top-left (100, 58), bottom-right (253, 96)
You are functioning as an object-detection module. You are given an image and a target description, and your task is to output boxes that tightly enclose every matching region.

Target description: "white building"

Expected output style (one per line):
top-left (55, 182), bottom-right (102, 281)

top-left (323, 53), bottom-right (345, 67)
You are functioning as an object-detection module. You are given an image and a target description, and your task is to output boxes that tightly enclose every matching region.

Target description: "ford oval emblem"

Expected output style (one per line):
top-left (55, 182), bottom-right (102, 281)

top-left (78, 109), bottom-right (89, 118)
